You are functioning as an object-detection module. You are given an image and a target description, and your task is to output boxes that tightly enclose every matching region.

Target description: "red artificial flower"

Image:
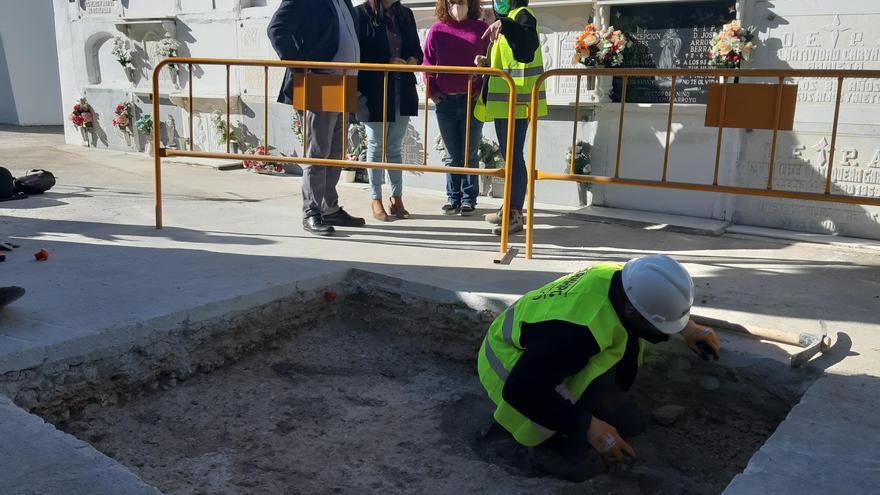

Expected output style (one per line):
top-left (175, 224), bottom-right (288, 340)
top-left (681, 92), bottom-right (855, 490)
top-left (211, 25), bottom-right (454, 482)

top-left (116, 104), bottom-right (124, 113)
top-left (74, 104), bottom-right (81, 112)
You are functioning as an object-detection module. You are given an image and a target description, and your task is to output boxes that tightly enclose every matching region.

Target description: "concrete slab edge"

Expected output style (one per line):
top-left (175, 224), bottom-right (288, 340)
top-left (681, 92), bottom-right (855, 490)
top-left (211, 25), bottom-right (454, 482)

top-left (568, 205), bottom-right (731, 236)
top-left (0, 268), bottom-right (352, 376)
top-left (345, 268), bottom-right (513, 314)
top-left (726, 224), bottom-right (880, 252)
top-left (723, 373), bottom-right (880, 494)
top-left (0, 395), bottom-right (162, 495)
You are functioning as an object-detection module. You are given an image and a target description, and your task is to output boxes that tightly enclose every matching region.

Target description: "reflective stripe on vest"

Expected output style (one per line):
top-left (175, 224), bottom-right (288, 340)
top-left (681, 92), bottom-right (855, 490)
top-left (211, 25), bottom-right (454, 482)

top-left (474, 6), bottom-right (549, 123)
top-left (477, 263), bottom-right (647, 447)
top-left (486, 91), bottom-right (548, 103)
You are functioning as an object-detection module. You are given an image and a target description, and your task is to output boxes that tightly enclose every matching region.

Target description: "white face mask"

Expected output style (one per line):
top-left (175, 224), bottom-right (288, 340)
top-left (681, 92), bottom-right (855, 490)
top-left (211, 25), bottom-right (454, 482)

top-left (448, 3), bottom-right (468, 21)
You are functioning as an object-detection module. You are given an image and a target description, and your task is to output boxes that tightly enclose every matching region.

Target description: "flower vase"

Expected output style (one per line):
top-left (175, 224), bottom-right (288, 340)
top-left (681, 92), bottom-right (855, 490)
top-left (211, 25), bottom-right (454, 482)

top-left (79, 126), bottom-right (90, 147)
top-left (123, 131), bottom-right (132, 148)
top-left (145, 139), bottom-right (153, 156)
top-left (479, 174), bottom-right (491, 197)
top-left (125, 67), bottom-right (136, 86)
top-left (577, 182), bottom-right (591, 207)
top-left (340, 169), bottom-right (357, 183)
top-left (167, 65), bottom-right (179, 89)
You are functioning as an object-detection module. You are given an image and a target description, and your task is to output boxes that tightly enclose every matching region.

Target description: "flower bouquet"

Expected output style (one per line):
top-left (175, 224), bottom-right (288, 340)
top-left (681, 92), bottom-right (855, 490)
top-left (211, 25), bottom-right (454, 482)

top-left (291, 113), bottom-right (304, 147)
top-left (136, 114), bottom-right (153, 135)
top-left (709, 20), bottom-right (756, 69)
top-left (211, 110), bottom-right (239, 151)
top-left (243, 144), bottom-right (284, 174)
top-left (344, 123), bottom-right (368, 182)
top-left (477, 137), bottom-right (504, 198)
top-left (68, 97), bottom-right (94, 146)
top-left (112, 102), bottom-right (132, 133)
top-left (572, 25), bottom-right (630, 68)
top-left (136, 114), bottom-right (154, 154)
top-left (566, 140), bottom-right (592, 206)
top-left (478, 137), bottom-right (503, 169)
top-left (156, 34), bottom-right (181, 83)
top-left (111, 36), bottom-right (135, 81)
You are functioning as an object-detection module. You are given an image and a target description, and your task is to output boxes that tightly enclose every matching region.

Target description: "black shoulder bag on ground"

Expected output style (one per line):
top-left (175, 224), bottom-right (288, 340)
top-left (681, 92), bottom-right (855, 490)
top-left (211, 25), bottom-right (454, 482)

top-left (13, 169), bottom-right (56, 195)
top-left (0, 167), bottom-right (26, 202)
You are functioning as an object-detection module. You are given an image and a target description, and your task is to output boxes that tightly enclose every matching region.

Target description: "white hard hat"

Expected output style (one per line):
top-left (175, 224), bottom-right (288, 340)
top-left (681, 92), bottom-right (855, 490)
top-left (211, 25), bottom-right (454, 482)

top-left (621, 255), bottom-right (694, 334)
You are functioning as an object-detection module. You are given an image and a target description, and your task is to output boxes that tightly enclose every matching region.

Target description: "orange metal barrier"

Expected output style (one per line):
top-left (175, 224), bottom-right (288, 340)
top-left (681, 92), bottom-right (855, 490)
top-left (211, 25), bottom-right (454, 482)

top-left (525, 68), bottom-right (880, 259)
top-left (151, 57), bottom-right (519, 261)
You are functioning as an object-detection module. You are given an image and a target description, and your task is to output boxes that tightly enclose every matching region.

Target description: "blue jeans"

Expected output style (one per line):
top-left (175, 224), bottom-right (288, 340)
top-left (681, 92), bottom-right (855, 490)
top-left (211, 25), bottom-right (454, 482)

top-left (494, 118), bottom-right (529, 210)
top-left (364, 111), bottom-right (409, 201)
top-left (436, 94), bottom-right (483, 206)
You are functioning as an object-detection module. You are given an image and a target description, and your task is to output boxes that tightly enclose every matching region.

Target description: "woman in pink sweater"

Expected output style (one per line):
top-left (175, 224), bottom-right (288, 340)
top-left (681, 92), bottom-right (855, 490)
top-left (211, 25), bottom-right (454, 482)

top-left (423, 0), bottom-right (489, 217)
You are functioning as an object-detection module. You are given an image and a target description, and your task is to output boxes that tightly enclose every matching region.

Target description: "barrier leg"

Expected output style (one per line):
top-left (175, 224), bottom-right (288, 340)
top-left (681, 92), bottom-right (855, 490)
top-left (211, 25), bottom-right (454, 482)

top-left (493, 84), bottom-right (518, 264)
top-left (525, 106), bottom-right (538, 259)
top-left (152, 65), bottom-right (163, 229)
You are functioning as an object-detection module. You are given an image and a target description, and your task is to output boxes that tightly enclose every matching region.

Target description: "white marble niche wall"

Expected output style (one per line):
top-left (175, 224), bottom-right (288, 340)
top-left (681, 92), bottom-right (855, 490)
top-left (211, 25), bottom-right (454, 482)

top-left (732, 0), bottom-right (880, 238)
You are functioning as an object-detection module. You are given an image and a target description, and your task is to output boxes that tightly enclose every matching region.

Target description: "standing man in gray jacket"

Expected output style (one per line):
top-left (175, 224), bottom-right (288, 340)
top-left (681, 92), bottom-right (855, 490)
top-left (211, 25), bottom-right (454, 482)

top-left (268, 0), bottom-right (365, 236)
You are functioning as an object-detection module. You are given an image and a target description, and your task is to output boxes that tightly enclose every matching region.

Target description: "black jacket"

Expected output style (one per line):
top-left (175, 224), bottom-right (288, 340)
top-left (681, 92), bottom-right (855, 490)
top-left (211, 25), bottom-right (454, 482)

top-left (267, 0), bottom-right (356, 104)
top-left (480, 9), bottom-right (540, 111)
top-left (353, 3), bottom-right (423, 121)
top-left (499, 9), bottom-right (540, 63)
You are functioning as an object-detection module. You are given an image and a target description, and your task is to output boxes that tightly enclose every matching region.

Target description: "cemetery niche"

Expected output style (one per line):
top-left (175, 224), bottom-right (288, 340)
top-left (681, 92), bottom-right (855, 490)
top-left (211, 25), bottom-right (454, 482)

top-left (610, 0), bottom-right (737, 104)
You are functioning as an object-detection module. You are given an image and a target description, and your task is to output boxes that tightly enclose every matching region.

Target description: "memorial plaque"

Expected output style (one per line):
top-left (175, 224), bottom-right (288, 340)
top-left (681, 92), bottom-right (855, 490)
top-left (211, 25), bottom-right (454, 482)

top-left (610, 0), bottom-right (736, 104)
top-left (83, 0), bottom-right (116, 15)
top-left (763, 13), bottom-right (880, 106)
top-left (551, 31), bottom-right (596, 104)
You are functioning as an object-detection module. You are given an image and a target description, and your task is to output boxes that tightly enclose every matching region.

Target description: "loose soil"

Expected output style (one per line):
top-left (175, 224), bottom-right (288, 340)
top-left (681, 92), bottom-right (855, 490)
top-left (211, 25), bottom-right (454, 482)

top-left (60, 290), bottom-right (813, 494)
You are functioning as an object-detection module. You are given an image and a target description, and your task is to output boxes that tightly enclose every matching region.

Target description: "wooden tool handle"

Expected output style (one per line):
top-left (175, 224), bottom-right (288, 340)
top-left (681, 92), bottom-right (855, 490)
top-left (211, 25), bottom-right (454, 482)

top-left (691, 314), bottom-right (804, 347)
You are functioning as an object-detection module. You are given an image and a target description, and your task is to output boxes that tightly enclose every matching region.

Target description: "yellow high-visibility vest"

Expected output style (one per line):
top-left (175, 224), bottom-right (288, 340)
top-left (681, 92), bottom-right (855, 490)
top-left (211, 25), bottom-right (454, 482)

top-left (474, 6), bottom-right (549, 122)
top-left (477, 263), bottom-right (646, 446)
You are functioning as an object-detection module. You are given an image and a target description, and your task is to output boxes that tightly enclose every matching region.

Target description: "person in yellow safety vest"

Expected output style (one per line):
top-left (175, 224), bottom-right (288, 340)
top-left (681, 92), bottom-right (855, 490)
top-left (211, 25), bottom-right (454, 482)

top-left (477, 255), bottom-right (721, 481)
top-left (473, 0), bottom-right (547, 235)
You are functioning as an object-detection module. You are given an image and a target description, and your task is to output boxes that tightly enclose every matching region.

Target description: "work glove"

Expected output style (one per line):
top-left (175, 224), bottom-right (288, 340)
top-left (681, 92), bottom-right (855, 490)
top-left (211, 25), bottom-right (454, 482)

top-left (682, 322), bottom-right (720, 361)
top-left (586, 416), bottom-right (636, 462)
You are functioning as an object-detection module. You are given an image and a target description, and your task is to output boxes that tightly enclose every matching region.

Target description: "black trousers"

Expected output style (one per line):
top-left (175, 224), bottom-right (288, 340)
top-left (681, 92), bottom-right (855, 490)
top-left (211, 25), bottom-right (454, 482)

top-left (529, 368), bottom-right (643, 481)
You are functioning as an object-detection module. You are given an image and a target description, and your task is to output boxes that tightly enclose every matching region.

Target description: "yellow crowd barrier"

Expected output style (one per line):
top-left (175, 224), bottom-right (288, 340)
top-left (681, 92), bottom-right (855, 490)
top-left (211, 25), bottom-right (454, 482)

top-left (151, 57), bottom-right (519, 262)
top-left (525, 68), bottom-right (880, 259)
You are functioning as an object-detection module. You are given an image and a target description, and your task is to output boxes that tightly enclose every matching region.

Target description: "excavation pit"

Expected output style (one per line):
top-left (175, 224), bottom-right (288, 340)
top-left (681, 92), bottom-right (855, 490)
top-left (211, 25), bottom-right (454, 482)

top-left (24, 272), bottom-right (816, 494)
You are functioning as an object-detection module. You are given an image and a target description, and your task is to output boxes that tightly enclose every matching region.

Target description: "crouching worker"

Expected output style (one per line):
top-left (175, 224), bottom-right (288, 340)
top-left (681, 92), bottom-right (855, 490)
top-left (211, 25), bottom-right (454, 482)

top-left (477, 255), bottom-right (720, 481)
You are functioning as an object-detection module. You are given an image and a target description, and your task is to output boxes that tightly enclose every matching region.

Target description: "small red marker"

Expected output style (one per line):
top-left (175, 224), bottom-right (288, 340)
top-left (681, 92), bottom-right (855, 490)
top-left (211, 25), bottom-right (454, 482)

top-left (324, 291), bottom-right (337, 302)
top-left (34, 249), bottom-right (49, 261)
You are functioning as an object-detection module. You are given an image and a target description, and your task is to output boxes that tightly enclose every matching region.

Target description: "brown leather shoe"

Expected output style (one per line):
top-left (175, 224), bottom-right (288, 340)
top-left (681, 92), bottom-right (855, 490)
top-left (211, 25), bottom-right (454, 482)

top-left (372, 199), bottom-right (389, 222)
top-left (389, 196), bottom-right (410, 219)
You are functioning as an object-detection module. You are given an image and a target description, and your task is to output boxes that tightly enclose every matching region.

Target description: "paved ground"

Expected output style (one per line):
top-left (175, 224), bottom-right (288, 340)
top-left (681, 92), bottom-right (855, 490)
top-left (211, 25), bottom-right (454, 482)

top-left (1, 125), bottom-right (879, 494)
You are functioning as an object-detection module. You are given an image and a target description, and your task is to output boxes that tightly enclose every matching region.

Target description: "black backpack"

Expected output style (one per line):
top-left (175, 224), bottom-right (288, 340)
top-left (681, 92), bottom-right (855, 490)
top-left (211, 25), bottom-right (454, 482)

top-left (13, 169), bottom-right (56, 195)
top-left (0, 167), bottom-right (26, 202)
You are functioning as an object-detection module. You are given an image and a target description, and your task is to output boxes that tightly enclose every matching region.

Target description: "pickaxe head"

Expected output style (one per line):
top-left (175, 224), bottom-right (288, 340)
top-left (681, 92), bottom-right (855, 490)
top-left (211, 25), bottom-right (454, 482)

top-left (790, 320), bottom-right (832, 368)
